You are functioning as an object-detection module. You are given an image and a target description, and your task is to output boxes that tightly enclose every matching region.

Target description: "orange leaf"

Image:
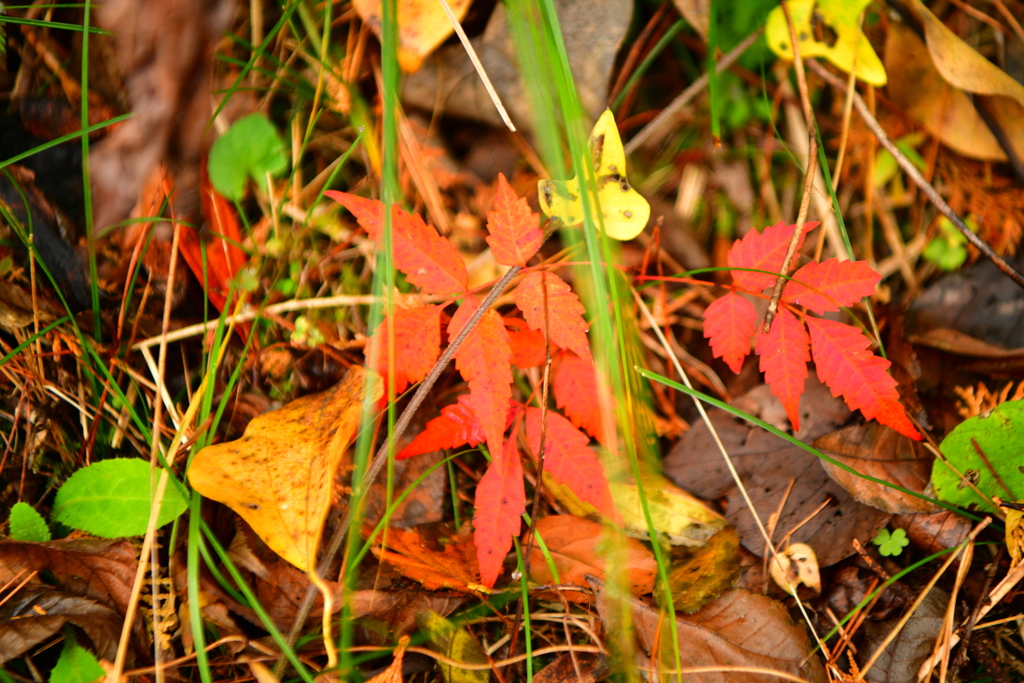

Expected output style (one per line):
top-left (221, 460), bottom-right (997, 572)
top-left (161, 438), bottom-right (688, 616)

top-left (449, 297), bottom-right (513, 458)
top-left (372, 527), bottom-right (484, 593)
top-left (365, 305), bottom-right (442, 394)
top-left (728, 221), bottom-right (818, 292)
top-left (515, 271), bottom-right (591, 361)
top-left (507, 323), bottom-right (549, 368)
top-left (552, 352), bottom-right (610, 445)
top-left (473, 437), bottom-right (525, 588)
top-left (397, 394), bottom-right (486, 459)
top-left (327, 191), bottom-right (468, 295)
top-left (805, 317), bottom-right (921, 440)
top-left (486, 173), bottom-right (543, 268)
top-left (524, 407), bottom-right (616, 518)
top-left (783, 258), bottom-right (881, 313)
top-left (703, 292), bottom-right (757, 373)
top-left (754, 307), bottom-right (810, 431)
top-left (526, 515), bottom-right (656, 601)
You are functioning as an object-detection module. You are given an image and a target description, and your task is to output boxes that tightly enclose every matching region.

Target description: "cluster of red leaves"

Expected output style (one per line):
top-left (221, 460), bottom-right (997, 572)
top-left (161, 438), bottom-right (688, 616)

top-left (327, 177), bottom-right (615, 587)
top-left (703, 221), bottom-right (921, 440)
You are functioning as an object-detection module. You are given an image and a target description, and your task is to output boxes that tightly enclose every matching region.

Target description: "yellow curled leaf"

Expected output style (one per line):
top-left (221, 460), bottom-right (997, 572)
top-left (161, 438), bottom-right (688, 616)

top-left (538, 109), bottom-right (650, 241)
top-left (766, 0), bottom-right (886, 86)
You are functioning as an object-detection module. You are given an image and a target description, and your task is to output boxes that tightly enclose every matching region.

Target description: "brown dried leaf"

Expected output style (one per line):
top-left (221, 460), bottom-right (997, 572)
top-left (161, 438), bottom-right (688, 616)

top-left (861, 587), bottom-right (948, 683)
top-left (597, 586), bottom-right (827, 682)
top-left (892, 510), bottom-right (971, 555)
top-left (814, 423), bottom-right (937, 514)
top-left (0, 586), bottom-right (120, 664)
top-left (664, 380), bottom-right (889, 567)
top-left (527, 515), bottom-right (657, 601)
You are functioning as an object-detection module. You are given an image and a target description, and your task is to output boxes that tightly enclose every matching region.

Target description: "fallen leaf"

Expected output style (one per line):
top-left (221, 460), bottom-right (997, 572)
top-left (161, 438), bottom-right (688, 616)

top-left (533, 652), bottom-right (600, 683)
top-left (352, 0), bottom-right (473, 73)
top-left (861, 586), bottom-right (948, 683)
top-left (0, 585), bottom-right (120, 665)
top-left (596, 586), bottom-right (827, 682)
top-left (611, 473), bottom-right (726, 547)
top-left (662, 527), bottom-right (742, 614)
top-left (891, 510), bottom-right (971, 555)
top-left (372, 527), bottom-right (485, 593)
top-left (768, 543), bottom-right (821, 595)
top-left (188, 366), bottom-right (379, 570)
top-left (416, 610), bottom-right (489, 683)
top-left (367, 635), bottom-right (410, 683)
top-left (526, 515), bottom-right (657, 600)
top-left (814, 423), bottom-right (937, 514)
top-left (664, 380), bottom-right (891, 567)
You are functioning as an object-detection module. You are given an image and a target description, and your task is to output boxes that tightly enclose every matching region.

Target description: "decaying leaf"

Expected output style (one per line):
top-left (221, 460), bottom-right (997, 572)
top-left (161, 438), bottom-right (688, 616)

top-left (416, 610), bottom-right (489, 683)
top-left (526, 515), bottom-right (657, 601)
top-left (768, 543), bottom-right (821, 595)
top-left (611, 472), bottom-right (726, 547)
top-left (188, 366), bottom-right (380, 570)
top-left (661, 527), bottom-right (742, 614)
top-left (372, 527), bottom-right (486, 593)
top-left (861, 586), bottom-right (948, 683)
top-left (352, 0), bottom-right (473, 73)
top-left (596, 586), bottom-right (827, 682)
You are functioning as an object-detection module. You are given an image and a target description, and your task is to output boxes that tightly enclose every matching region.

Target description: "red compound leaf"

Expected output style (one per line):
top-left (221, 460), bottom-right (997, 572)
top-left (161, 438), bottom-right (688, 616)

top-left (783, 258), bottom-right (881, 313)
top-left (524, 407), bottom-right (616, 519)
top-left (365, 305), bottom-right (442, 395)
top-left (327, 191), bottom-right (468, 295)
top-left (805, 316), bottom-right (921, 440)
top-left (703, 291), bottom-right (758, 373)
top-left (473, 437), bottom-right (525, 588)
top-left (552, 352), bottom-right (611, 445)
top-left (754, 307), bottom-right (810, 431)
top-left (728, 221), bottom-right (818, 293)
top-left (397, 394), bottom-right (485, 459)
top-left (485, 173), bottom-right (543, 268)
top-left (449, 297), bottom-right (513, 458)
top-left (515, 271), bottom-right (591, 361)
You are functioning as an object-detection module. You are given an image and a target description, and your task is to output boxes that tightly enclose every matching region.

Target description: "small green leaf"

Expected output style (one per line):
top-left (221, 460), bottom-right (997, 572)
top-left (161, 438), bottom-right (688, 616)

top-left (873, 528), bottom-right (908, 557)
top-left (208, 113), bottom-right (288, 201)
top-left (52, 459), bottom-right (187, 537)
top-left (931, 400), bottom-right (1024, 513)
top-left (9, 502), bottom-right (51, 542)
top-left (50, 639), bottom-right (103, 683)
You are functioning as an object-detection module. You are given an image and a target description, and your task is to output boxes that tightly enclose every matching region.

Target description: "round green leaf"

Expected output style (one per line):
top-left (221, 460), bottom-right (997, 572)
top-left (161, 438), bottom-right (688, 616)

top-left (931, 400), bottom-right (1024, 513)
top-left (8, 501), bottom-right (51, 542)
top-left (208, 113), bottom-right (288, 201)
top-left (53, 459), bottom-right (187, 537)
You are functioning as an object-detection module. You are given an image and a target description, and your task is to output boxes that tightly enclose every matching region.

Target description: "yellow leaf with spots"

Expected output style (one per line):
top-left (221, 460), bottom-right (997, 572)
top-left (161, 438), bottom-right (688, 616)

top-left (353, 0), bottom-right (473, 73)
top-left (188, 366), bottom-right (380, 570)
top-left (539, 109), bottom-right (651, 241)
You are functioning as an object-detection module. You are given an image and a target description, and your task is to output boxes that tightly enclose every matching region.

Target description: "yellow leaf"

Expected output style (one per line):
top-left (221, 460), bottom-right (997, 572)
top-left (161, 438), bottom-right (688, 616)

top-left (188, 366), bottom-right (380, 570)
top-left (765, 0), bottom-right (886, 86)
top-left (352, 0), bottom-right (473, 73)
top-left (539, 109), bottom-right (651, 241)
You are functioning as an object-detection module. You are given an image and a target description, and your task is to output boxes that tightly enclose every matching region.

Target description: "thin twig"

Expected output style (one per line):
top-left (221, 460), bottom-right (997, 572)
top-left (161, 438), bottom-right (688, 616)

top-left (624, 30), bottom-right (762, 155)
top-left (282, 264), bottom-right (523, 656)
top-left (762, 0), bottom-right (819, 335)
top-left (806, 59), bottom-right (1024, 291)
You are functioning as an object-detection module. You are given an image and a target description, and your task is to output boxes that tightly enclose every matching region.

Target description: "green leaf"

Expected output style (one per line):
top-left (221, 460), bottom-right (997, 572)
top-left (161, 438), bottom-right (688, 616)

top-left (873, 528), bottom-right (908, 557)
top-left (208, 113), bottom-right (288, 201)
top-left (52, 459), bottom-right (187, 537)
top-left (50, 639), bottom-right (103, 683)
top-left (9, 502), bottom-right (51, 542)
top-left (931, 400), bottom-right (1024, 513)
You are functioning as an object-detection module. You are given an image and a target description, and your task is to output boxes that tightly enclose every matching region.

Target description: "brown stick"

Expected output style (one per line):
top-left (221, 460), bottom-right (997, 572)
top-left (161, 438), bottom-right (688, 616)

top-left (806, 59), bottom-right (1024, 291)
top-left (762, 0), bottom-right (818, 335)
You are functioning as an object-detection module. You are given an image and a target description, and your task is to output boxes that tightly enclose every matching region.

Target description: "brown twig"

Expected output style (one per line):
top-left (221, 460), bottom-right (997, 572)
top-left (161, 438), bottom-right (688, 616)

top-left (806, 59), bottom-right (1024, 291)
top-left (280, 264), bottom-right (523, 665)
top-left (763, 0), bottom-right (818, 335)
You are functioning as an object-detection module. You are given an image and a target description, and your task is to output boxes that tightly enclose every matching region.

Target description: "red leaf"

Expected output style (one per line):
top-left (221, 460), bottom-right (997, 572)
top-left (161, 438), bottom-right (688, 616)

top-left (703, 292), bottom-right (758, 373)
top-left (485, 173), bottom-right (542, 268)
top-left (449, 297), bottom-right (513, 457)
top-left (397, 394), bottom-right (485, 459)
top-left (507, 324), bottom-right (549, 368)
top-left (525, 407), bottom-right (616, 519)
top-left (365, 305), bottom-right (443, 395)
top-left (805, 317), bottom-right (921, 440)
top-left (327, 191), bottom-right (468, 295)
top-left (474, 437), bottom-right (525, 588)
top-left (754, 307), bottom-right (810, 431)
top-left (552, 352), bottom-right (611, 444)
top-left (783, 258), bottom-right (881, 313)
top-left (728, 221), bottom-right (819, 292)
top-left (515, 271), bottom-right (591, 361)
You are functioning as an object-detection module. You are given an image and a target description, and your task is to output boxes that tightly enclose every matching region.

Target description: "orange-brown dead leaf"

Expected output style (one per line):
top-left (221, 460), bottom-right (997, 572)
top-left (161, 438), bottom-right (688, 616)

top-left (352, 0), bottom-right (473, 73)
top-left (188, 366), bottom-right (380, 570)
top-left (372, 527), bottom-right (487, 594)
top-left (526, 515), bottom-right (656, 602)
